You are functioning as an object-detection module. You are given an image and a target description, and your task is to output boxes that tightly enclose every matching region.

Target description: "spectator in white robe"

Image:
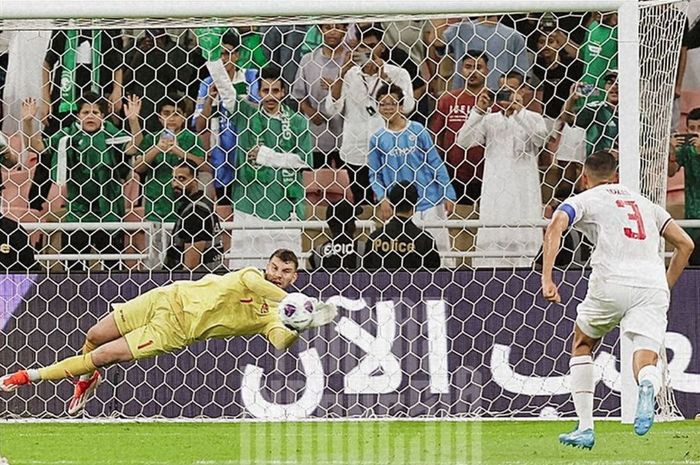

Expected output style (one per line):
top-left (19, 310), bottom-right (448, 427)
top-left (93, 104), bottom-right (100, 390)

top-left (457, 82), bottom-right (547, 267)
top-left (2, 31), bottom-right (51, 145)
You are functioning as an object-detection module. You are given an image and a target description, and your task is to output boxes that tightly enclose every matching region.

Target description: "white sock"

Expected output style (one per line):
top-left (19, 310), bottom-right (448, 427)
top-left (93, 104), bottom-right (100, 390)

top-left (569, 355), bottom-right (594, 431)
top-left (637, 364), bottom-right (661, 396)
top-left (27, 369), bottom-right (41, 382)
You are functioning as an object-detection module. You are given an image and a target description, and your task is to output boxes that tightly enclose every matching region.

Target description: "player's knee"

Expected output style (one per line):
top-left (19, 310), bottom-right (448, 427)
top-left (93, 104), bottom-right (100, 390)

top-left (85, 325), bottom-right (102, 346)
top-left (632, 334), bottom-right (660, 367)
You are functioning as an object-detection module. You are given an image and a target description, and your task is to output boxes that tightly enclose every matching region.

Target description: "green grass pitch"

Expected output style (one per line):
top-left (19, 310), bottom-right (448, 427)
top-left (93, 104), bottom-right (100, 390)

top-left (0, 420), bottom-right (698, 464)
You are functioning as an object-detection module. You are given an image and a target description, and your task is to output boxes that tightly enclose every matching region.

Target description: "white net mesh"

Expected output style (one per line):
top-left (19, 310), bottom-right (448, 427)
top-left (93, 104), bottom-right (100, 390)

top-left (0, 3), bottom-right (692, 421)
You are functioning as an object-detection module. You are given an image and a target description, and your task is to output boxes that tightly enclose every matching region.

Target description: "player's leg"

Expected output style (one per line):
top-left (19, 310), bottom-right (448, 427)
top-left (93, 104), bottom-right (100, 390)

top-left (0, 290), bottom-right (161, 393)
top-left (66, 293), bottom-right (161, 411)
top-left (569, 324), bottom-right (600, 431)
top-left (558, 324), bottom-right (600, 449)
top-left (621, 287), bottom-right (669, 436)
top-left (64, 314), bottom-right (125, 413)
top-left (630, 334), bottom-right (663, 436)
top-left (559, 283), bottom-right (623, 450)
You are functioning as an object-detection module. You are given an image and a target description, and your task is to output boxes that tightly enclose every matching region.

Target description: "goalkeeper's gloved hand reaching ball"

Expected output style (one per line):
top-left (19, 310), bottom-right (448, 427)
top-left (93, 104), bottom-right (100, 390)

top-left (279, 293), bottom-right (338, 332)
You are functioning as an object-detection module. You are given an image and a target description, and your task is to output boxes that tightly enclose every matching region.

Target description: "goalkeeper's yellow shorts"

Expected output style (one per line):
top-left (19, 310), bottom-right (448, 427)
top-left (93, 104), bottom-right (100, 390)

top-left (111, 289), bottom-right (188, 360)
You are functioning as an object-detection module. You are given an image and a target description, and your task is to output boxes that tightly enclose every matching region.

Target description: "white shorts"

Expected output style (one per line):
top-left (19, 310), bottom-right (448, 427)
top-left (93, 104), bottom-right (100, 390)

top-left (576, 281), bottom-right (669, 345)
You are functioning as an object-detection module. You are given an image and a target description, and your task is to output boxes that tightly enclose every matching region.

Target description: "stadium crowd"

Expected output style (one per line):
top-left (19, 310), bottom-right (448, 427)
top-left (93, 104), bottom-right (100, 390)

top-left (0, 11), bottom-right (696, 272)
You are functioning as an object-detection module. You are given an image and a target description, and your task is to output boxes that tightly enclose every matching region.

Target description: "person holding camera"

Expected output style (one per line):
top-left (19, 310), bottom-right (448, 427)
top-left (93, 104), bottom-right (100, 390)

top-left (560, 71), bottom-right (618, 157)
top-left (324, 25), bottom-right (414, 207)
top-left (669, 107), bottom-right (700, 261)
top-left (457, 75), bottom-right (547, 267)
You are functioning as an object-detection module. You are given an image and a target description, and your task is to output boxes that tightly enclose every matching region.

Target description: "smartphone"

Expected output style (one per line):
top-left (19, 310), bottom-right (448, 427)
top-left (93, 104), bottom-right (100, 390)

top-left (495, 90), bottom-right (513, 103)
top-left (162, 129), bottom-right (175, 140)
top-left (577, 83), bottom-right (598, 97)
top-left (675, 132), bottom-right (697, 146)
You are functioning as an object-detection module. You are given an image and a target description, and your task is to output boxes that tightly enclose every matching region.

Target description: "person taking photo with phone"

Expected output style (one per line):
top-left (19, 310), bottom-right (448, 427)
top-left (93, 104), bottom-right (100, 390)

top-left (669, 107), bottom-right (700, 264)
top-left (324, 25), bottom-right (414, 209)
top-left (457, 72), bottom-right (547, 267)
top-left (560, 70), bottom-right (619, 157)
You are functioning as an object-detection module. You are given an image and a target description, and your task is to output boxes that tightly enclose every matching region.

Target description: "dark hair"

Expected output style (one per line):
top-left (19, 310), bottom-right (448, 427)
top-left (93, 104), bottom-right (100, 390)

top-left (327, 200), bottom-right (357, 238)
top-left (260, 65), bottom-right (284, 87)
top-left (270, 249), bottom-right (299, 269)
top-left (375, 83), bottom-right (404, 105)
top-left (464, 49), bottom-right (489, 65)
top-left (688, 108), bottom-right (700, 122)
top-left (222, 31), bottom-right (240, 49)
top-left (584, 150), bottom-right (618, 178)
top-left (157, 97), bottom-right (189, 116)
top-left (76, 92), bottom-right (108, 116)
top-left (502, 71), bottom-right (525, 85)
top-left (388, 181), bottom-right (418, 214)
top-left (175, 159), bottom-right (199, 178)
top-left (359, 24), bottom-right (384, 43)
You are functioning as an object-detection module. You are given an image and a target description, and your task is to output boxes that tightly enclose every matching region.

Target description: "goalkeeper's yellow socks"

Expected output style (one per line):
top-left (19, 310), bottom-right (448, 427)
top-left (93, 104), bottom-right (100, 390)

top-left (82, 339), bottom-right (97, 354)
top-left (33, 353), bottom-right (97, 381)
top-left (78, 339), bottom-right (99, 381)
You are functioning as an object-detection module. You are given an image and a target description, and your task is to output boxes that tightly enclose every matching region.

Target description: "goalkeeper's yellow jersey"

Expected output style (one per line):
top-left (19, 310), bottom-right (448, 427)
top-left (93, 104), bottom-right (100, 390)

top-left (163, 267), bottom-right (297, 349)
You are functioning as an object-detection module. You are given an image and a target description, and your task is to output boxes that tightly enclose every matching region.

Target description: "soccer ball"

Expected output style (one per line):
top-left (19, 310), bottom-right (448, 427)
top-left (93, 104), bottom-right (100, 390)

top-left (279, 293), bottom-right (315, 331)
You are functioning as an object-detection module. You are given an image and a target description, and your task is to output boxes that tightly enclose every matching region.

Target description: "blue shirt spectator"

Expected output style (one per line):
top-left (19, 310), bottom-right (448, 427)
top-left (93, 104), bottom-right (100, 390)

top-left (368, 85), bottom-right (456, 215)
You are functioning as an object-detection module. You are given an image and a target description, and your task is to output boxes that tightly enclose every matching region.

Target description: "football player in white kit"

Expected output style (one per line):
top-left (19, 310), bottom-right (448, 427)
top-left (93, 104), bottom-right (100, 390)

top-left (541, 150), bottom-right (694, 449)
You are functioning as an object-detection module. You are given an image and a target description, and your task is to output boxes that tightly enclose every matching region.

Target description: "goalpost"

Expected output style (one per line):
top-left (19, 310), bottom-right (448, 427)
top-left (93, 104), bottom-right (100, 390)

top-left (0, 0), bottom-right (690, 423)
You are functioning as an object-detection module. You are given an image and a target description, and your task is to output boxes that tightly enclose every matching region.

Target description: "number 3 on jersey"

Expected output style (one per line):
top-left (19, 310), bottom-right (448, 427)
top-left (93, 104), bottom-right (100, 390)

top-left (616, 200), bottom-right (647, 240)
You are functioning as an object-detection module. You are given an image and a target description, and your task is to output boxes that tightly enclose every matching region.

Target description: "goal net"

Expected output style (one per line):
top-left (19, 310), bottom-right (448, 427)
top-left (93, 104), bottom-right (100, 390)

top-left (0, 0), bottom-right (693, 421)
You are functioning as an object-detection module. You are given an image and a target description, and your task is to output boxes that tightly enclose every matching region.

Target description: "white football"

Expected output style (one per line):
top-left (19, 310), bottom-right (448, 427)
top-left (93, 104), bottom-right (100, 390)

top-left (279, 293), bottom-right (316, 331)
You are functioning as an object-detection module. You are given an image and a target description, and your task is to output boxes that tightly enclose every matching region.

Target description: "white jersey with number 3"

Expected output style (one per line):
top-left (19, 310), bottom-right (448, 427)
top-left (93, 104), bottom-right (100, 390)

top-left (559, 183), bottom-right (672, 291)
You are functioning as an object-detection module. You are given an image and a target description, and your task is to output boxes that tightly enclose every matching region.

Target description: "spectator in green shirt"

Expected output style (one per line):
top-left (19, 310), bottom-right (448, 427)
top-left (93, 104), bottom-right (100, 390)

top-left (580, 12), bottom-right (617, 99)
top-left (197, 28), bottom-right (313, 267)
top-left (135, 98), bottom-right (206, 224)
top-left (21, 92), bottom-right (143, 270)
top-left (560, 71), bottom-right (618, 157)
top-left (236, 26), bottom-right (269, 70)
top-left (669, 108), bottom-right (700, 244)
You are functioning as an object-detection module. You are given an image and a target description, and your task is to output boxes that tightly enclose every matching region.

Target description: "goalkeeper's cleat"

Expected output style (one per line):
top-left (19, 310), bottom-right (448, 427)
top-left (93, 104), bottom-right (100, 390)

top-left (67, 370), bottom-right (101, 415)
top-left (558, 427), bottom-right (595, 450)
top-left (0, 370), bottom-right (30, 392)
top-left (634, 380), bottom-right (655, 436)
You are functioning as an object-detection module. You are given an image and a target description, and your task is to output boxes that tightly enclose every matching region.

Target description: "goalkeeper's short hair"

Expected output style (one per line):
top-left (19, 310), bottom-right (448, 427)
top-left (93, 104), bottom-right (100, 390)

top-left (270, 249), bottom-right (299, 269)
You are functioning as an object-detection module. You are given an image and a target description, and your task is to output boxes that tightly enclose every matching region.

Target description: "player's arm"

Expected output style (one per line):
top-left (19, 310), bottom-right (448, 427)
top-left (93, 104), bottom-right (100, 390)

top-left (240, 268), bottom-right (287, 302)
top-left (541, 210), bottom-right (570, 303)
top-left (662, 220), bottom-right (694, 288)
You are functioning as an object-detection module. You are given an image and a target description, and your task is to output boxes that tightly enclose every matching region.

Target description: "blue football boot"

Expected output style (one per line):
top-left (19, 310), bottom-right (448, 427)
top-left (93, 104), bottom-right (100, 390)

top-left (559, 427), bottom-right (595, 450)
top-left (634, 380), bottom-right (655, 436)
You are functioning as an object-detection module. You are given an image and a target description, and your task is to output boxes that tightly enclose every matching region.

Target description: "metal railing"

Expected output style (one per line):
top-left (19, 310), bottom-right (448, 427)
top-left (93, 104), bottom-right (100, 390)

top-left (19, 218), bottom-right (699, 264)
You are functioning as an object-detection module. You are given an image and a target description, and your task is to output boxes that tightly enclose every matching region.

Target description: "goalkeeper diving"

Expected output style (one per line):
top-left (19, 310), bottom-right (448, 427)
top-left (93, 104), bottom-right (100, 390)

top-left (0, 249), bottom-right (337, 414)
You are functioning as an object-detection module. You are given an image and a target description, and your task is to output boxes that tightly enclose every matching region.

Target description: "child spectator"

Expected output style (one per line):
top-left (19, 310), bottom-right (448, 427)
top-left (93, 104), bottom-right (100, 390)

top-left (21, 93), bottom-right (142, 270)
top-left (369, 84), bottom-right (456, 266)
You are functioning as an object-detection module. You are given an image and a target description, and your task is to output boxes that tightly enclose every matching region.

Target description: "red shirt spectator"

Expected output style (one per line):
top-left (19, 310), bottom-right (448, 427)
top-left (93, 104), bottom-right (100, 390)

top-left (430, 51), bottom-right (488, 205)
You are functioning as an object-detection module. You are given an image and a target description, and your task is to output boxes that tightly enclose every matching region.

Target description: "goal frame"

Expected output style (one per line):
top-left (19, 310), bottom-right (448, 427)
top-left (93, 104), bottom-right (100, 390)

top-left (0, 0), bottom-right (684, 424)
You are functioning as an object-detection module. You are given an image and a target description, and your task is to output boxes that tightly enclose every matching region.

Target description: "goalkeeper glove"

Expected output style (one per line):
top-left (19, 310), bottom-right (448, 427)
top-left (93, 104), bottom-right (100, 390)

top-left (308, 301), bottom-right (338, 329)
top-left (195, 27), bottom-right (228, 62)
